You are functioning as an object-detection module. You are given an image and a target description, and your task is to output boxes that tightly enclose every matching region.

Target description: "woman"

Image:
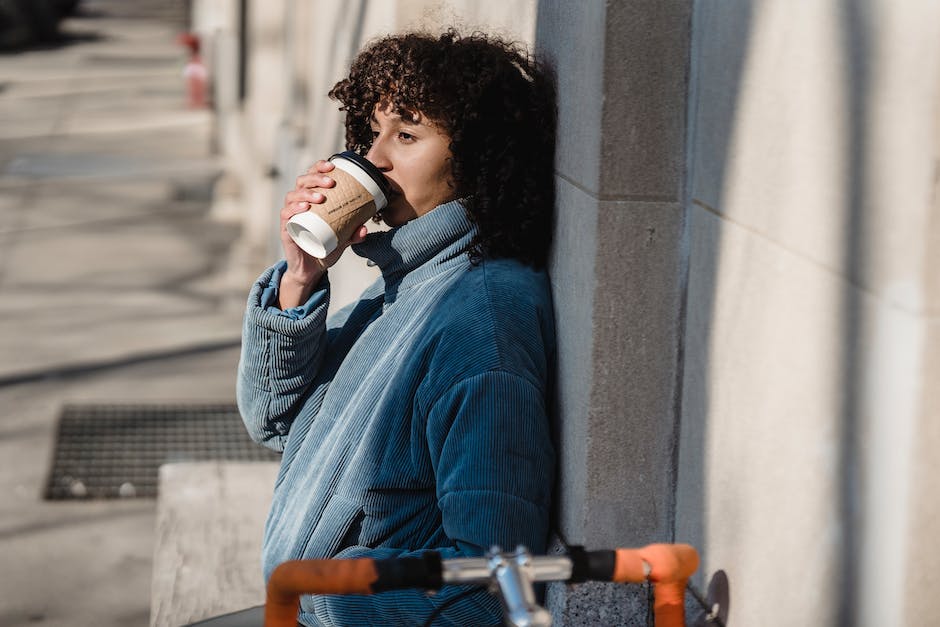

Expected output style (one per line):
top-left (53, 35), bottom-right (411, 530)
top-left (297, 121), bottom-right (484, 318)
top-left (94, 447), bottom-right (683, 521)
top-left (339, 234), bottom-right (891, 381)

top-left (238, 30), bottom-right (556, 626)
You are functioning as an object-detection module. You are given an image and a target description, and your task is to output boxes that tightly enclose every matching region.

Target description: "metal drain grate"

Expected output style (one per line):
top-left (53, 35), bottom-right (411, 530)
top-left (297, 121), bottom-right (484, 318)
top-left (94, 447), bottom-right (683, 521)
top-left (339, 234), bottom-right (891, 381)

top-left (45, 403), bottom-right (280, 500)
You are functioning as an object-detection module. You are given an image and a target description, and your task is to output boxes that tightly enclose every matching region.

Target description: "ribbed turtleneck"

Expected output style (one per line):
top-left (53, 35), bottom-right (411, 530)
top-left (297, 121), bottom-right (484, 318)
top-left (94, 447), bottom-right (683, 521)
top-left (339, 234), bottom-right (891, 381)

top-left (351, 200), bottom-right (477, 293)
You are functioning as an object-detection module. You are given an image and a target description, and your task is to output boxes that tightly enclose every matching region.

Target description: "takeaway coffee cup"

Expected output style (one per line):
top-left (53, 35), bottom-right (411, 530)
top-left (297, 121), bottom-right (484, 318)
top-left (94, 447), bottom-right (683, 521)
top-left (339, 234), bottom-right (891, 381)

top-left (286, 151), bottom-right (391, 258)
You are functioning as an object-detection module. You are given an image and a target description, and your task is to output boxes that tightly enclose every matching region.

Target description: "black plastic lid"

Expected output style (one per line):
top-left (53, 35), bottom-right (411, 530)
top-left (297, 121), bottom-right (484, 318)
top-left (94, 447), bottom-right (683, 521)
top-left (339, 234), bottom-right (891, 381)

top-left (329, 150), bottom-right (392, 196)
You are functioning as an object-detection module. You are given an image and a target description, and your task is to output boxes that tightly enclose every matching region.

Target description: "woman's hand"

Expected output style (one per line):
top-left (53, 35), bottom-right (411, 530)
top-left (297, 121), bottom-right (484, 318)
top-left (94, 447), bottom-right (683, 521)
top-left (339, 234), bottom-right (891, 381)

top-left (277, 159), bottom-right (368, 309)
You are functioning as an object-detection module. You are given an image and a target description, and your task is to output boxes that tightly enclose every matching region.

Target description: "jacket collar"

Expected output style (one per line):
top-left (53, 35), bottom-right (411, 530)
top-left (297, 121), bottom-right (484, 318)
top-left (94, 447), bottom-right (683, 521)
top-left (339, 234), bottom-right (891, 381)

top-left (352, 199), bottom-right (477, 292)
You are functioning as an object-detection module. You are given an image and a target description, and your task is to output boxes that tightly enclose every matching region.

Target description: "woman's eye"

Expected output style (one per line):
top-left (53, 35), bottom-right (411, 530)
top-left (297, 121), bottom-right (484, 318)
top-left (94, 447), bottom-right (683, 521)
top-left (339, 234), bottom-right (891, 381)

top-left (370, 130), bottom-right (379, 139)
top-left (398, 132), bottom-right (415, 142)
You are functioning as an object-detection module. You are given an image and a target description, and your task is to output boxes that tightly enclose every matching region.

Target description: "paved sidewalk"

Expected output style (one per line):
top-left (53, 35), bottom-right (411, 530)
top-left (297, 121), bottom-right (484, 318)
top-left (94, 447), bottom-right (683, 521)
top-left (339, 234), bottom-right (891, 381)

top-left (0, 2), bottom-right (253, 625)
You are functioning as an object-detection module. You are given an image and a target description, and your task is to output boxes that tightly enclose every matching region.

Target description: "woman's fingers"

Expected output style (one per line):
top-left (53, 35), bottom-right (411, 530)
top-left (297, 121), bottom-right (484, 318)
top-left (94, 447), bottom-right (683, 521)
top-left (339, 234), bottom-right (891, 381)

top-left (310, 159), bottom-right (335, 174)
top-left (294, 173), bottom-right (335, 191)
top-left (282, 189), bottom-right (325, 213)
top-left (279, 201), bottom-right (305, 223)
top-left (294, 160), bottom-right (336, 190)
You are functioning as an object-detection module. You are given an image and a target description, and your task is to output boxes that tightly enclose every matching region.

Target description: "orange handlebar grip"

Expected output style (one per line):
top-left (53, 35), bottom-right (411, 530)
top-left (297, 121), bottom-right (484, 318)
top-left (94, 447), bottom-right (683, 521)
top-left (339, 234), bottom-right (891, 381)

top-left (638, 543), bottom-right (699, 583)
top-left (264, 558), bottom-right (379, 627)
top-left (611, 544), bottom-right (699, 584)
top-left (652, 581), bottom-right (687, 627)
top-left (612, 548), bottom-right (649, 583)
top-left (613, 544), bottom-right (699, 627)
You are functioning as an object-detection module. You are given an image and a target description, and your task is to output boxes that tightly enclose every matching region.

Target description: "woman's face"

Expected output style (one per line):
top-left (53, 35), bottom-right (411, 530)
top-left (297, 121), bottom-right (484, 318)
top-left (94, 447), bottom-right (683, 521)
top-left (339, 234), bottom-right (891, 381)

top-left (365, 102), bottom-right (456, 227)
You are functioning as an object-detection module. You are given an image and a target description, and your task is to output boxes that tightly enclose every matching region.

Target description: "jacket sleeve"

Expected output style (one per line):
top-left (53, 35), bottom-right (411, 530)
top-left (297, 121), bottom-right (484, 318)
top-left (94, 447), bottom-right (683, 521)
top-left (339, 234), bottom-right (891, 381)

top-left (309, 369), bottom-right (555, 626)
top-left (236, 262), bottom-right (331, 452)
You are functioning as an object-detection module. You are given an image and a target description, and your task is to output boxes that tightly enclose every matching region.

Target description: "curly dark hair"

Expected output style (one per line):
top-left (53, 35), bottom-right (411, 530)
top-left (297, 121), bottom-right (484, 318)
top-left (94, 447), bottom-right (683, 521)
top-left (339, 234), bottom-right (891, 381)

top-left (328, 30), bottom-right (556, 268)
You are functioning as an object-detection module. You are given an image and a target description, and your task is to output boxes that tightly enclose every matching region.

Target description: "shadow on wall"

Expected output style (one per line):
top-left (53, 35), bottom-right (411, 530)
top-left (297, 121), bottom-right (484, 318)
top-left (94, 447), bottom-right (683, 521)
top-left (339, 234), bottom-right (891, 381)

top-left (675, 0), bottom-right (754, 593)
top-left (836, 1), bottom-right (869, 623)
top-left (679, 0), bottom-right (870, 624)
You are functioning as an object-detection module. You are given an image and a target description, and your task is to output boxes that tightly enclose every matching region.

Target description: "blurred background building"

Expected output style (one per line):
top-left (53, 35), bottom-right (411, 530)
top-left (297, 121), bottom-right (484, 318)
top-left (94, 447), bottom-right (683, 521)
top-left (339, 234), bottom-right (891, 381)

top-left (190, 0), bottom-right (940, 624)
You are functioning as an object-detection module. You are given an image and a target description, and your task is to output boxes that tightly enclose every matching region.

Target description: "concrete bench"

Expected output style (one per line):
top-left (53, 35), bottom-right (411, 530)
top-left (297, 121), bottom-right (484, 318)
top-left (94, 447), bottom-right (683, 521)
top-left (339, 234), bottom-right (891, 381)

top-left (150, 461), bottom-right (279, 627)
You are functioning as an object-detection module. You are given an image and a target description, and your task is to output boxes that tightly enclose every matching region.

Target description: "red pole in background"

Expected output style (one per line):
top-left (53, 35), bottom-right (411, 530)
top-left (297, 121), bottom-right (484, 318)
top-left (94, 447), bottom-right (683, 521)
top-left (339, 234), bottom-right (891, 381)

top-left (177, 32), bottom-right (208, 108)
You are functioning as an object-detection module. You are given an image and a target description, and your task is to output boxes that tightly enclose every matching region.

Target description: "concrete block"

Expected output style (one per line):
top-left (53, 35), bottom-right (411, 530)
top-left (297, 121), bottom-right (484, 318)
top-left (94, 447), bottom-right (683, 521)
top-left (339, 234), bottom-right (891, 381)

top-left (676, 206), bottom-right (848, 625)
top-left (854, 0), bottom-right (940, 315)
top-left (550, 191), bottom-right (687, 577)
top-left (535, 2), bottom-right (607, 194)
top-left (689, 1), bottom-right (849, 279)
top-left (689, 0), bottom-right (940, 316)
top-left (672, 215), bottom-right (712, 575)
top-left (854, 287), bottom-right (928, 627)
top-left (685, 0), bottom-right (754, 213)
top-left (537, 1), bottom-right (691, 200)
top-left (551, 194), bottom-right (686, 550)
top-left (150, 462), bottom-right (279, 627)
top-left (600, 0), bottom-right (692, 200)
top-left (903, 318), bottom-right (940, 624)
top-left (549, 176), bottom-right (598, 542)
top-left (680, 168), bottom-right (939, 627)
top-left (584, 200), bottom-right (685, 547)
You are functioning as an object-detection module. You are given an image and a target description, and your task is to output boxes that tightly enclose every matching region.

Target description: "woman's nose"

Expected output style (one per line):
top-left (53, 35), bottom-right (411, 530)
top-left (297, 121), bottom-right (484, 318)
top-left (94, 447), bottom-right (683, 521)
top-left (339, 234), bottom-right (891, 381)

top-left (365, 137), bottom-right (391, 171)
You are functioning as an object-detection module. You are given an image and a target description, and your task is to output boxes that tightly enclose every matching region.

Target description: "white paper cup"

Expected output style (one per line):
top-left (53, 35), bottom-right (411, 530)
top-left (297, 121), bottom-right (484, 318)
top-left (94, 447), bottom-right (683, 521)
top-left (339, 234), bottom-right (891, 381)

top-left (286, 152), bottom-right (390, 258)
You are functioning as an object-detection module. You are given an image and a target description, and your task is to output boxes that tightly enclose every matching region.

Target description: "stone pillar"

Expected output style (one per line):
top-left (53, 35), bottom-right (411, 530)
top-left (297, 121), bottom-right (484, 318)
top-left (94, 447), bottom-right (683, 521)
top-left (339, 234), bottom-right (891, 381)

top-left (535, 1), bottom-right (692, 623)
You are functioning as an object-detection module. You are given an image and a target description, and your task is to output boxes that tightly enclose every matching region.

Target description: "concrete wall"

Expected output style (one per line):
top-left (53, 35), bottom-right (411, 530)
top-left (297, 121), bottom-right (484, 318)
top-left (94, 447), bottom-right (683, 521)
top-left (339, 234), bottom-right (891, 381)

top-left (905, 61), bottom-right (940, 623)
top-left (536, 0), bottom-right (940, 624)
top-left (675, 1), bottom-right (940, 625)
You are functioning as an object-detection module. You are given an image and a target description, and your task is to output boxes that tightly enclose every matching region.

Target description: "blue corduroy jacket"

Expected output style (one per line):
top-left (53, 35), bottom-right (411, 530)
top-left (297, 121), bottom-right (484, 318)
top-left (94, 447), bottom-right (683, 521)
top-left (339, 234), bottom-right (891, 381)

top-left (237, 200), bottom-right (556, 626)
